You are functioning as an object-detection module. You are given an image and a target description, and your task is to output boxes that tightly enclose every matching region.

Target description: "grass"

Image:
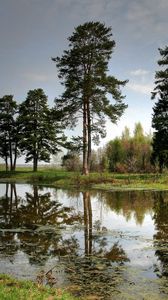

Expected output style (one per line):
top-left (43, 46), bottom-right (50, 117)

top-left (0, 166), bottom-right (73, 184)
top-left (0, 274), bottom-right (77, 300)
top-left (0, 165), bottom-right (168, 191)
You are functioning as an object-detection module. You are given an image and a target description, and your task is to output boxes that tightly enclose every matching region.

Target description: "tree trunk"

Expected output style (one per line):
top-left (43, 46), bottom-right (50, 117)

top-left (33, 156), bottom-right (38, 172)
top-left (33, 142), bottom-right (38, 172)
top-left (33, 149), bottom-right (38, 172)
top-left (82, 101), bottom-right (89, 175)
top-left (87, 101), bottom-right (91, 173)
top-left (13, 143), bottom-right (18, 171)
top-left (5, 156), bottom-right (9, 171)
top-left (9, 138), bottom-right (13, 171)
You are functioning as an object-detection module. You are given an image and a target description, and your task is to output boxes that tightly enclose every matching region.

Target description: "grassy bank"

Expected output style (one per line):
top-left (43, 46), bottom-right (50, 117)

top-left (0, 274), bottom-right (77, 300)
top-left (0, 165), bottom-right (168, 190)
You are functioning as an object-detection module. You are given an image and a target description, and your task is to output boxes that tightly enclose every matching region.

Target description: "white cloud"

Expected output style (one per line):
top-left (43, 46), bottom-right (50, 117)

top-left (127, 82), bottom-right (153, 95)
top-left (130, 69), bottom-right (150, 76)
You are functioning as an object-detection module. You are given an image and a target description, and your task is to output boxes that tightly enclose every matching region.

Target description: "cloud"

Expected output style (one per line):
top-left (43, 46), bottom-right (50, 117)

top-left (127, 82), bottom-right (153, 95)
top-left (124, 0), bottom-right (168, 41)
top-left (127, 67), bottom-right (154, 95)
top-left (24, 72), bottom-right (56, 82)
top-left (130, 69), bottom-right (150, 76)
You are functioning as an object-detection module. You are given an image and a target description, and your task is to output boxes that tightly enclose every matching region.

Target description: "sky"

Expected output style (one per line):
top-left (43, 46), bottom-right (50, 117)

top-left (0, 0), bottom-right (168, 149)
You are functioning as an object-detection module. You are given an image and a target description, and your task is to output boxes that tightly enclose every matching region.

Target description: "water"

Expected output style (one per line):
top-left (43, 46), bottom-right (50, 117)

top-left (0, 183), bottom-right (168, 299)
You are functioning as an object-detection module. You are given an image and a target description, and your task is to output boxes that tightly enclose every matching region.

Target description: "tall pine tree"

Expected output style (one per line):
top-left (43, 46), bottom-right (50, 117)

top-left (151, 46), bottom-right (168, 172)
top-left (52, 21), bottom-right (127, 175)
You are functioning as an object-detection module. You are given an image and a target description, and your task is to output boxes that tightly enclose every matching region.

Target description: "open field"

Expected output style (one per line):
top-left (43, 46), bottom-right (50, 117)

top-left (0, 165), bottom-right (168, 191)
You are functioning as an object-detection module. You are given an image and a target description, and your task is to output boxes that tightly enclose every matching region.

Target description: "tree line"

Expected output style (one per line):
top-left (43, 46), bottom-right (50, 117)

top-left (0, 21), bottom-right (168, 173)
top-left (62, 122), bottom-right (153, 173)
top-left (0, 89), bottom-right (66, 171)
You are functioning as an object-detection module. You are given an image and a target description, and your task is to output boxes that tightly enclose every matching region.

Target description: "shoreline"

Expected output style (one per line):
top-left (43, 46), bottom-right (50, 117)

top-left (0, 168), bottom-right (167, 191)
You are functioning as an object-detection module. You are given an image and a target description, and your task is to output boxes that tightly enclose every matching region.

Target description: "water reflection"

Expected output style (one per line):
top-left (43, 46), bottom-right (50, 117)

top-left (0, 184), bottom-right (168, 299)
top-left (83, 191), bottom-right (92, 255)
top-left (62, 191), bottom-right (130, 298)
top-left (0, 184), bottom-right (82, 264)
top-left (153, 191), bottom-right (168, 277)
top-left (98, 190), bottom-right (154, 225)
top-left (82, 191), bottom-right (129, 262)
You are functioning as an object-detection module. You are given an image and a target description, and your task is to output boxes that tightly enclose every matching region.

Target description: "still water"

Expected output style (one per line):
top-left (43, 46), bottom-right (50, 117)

top-left (0, 183), bottom-right (168, 299)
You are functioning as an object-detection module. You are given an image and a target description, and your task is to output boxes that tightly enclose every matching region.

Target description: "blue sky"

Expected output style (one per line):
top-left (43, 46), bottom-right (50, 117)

top-left (0, 0), bottom-right (168, 147)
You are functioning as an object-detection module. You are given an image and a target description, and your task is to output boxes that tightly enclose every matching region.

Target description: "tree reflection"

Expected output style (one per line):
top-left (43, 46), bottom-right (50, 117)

top-left (0, 183), bottom-right (19, 226)
top-left (0, 185), bottom-right (144, 299)
top-left (62, 191), bottom-right (129, 299)
top-left (0, 183), bottom-right (21, 256)
top-left (153, 191), bottom-right (168, 277)
top-left (0, 184), bottom-right (82, 264)
top-left (64, 189), bottom-right (154, 225)
top-left (14, 185), bottom-right (74, 227)
top-left (98, 190), bottom-right (154, 225)
top-left (83, 191), bottom-right (92, 255)
top-left (82, 191), bottom-right (129, 260)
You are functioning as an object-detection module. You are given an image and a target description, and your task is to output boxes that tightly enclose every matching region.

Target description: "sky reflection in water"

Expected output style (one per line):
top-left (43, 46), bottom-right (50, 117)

top-left (0, 184), bottom-right (168, 299)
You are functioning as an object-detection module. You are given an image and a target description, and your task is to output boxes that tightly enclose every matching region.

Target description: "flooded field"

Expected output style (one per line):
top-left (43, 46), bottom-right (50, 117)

top-left (0, 183), bottom-right (168, 299)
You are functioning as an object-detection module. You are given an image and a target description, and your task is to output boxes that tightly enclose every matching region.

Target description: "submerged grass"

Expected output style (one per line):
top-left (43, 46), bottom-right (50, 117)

top-left (0, 165), bottom-right (167, 190)
top-left (0, 274), bottom-right (77, 300)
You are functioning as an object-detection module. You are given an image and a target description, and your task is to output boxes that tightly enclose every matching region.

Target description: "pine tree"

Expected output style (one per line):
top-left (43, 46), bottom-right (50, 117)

top-left (18, 89), bottom-right (63, 171)
top-left (151, 46), bottom-right (168, 172)
top-left (52, 21), bottom-right (127, 174)
top-left (0, 95), bottom-right (18, 171)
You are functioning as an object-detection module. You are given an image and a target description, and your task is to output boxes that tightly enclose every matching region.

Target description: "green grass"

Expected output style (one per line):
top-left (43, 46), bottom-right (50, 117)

top-left (0, 165), bottom-right (168, 191)
top-left (0, 274), bottom-right (77, 300)
top-left (0, 166), bottom-right (73, 185)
